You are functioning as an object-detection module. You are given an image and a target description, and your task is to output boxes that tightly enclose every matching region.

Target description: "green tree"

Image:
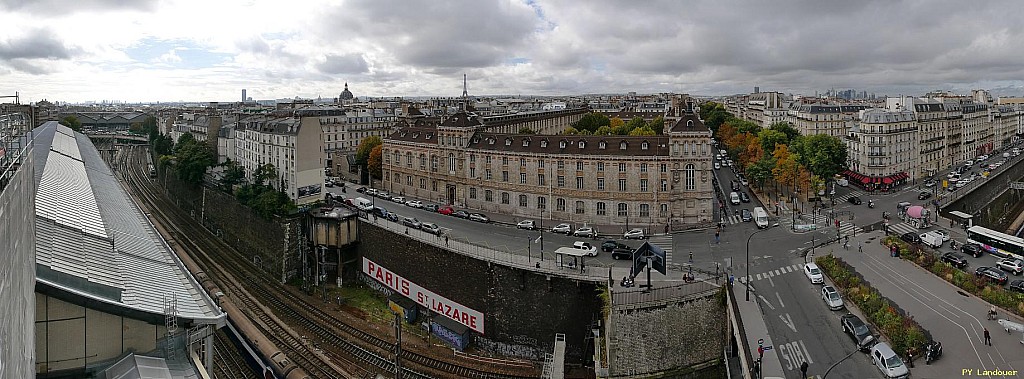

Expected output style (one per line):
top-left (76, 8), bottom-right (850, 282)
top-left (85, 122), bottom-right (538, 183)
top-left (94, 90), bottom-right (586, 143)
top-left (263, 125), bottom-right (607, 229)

top-left (517, 127), bottom-right (535, 134)
top-left (799, 134), bottom-right (849, 179)
top-left (758, 129), bottom-right (787, 157)
top-left (367, 144), bottom-right (383, 178)
top-left (563, 127), bottom-right (580, 135)
top-left (625, 117), bottom-right (646, 133)
top-left (572, 113), bottom-right (610, 133)
top-left (355, 135), bottom-right (382, 167)
top-left (252, 163), bottom-right (277, 187)
top-left (594, 125), bottom-right (613, 135)
top-left (59, 115), bottom-right (82, 132)
top-left (699, 102), bottom-right (729, 134)
top-left (769, 121), bottom-right (800, 142)
top-left (648, 116), bottom-right (665, 134)
top-left (129, 122), bottom-right (143, 133)
top-left (172, 134), bottom-right (214, 185)
top-left (628, 126), bottom-right (656, 136)
top-left (152, 134), bottom-right (174, 156)
top-left (732, 118), bottom-right (760, 135)
top-left (746, 157), bottom-right (776, 189)
top-left (142, 116), bottom-right (159, 138)
top-left (219, 159), bottom-right (246, 190)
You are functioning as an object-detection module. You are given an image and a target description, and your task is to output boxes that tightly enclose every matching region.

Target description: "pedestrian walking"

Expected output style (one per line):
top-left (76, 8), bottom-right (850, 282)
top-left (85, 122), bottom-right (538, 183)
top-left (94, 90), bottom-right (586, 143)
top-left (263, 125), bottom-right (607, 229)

top-left (984, 328), bottom-right (991, 346)
top-left (444, 234), bottom-right (449, 247)
top-left (689, 251), bottom-right (693, 263)
top-left (715, 230), bottom-right (720, 244)
top-left (843, 240), bottom-right (849, 250)
top-left (950, 218), bottom-right (954, 228)
top-left (858, 242), bottom-right (863, 253)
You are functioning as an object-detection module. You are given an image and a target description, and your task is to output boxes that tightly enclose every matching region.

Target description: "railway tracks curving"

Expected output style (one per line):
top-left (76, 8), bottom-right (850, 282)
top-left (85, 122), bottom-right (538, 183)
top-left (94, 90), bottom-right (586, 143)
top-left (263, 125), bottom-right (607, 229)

top-left (117, 145), bottom-right (539, 379)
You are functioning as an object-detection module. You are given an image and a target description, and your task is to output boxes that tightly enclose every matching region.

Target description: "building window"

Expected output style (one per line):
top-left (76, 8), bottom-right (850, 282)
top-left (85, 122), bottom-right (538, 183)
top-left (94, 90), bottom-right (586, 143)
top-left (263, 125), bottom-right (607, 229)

top-left (641, 141), bottom-right (649, 150)
top-left (420, 154), bottom-right (426, 169)
top-left (597, 178), bottom-right (605, 190)
top-left (470, 188), bottom-right (477, 199)
top-left (541, 140), bottom-right (548, 148)
top-left (575, 201), bottom-right (585, 214)
top-left (394, 173), bottom-right (400, 182)
top-left (502, 171), bottom-right (509, 182)
top-left (486, 156), bottom-right (492, 164)
top-left (538, 174), bottom-right (546, 186)
top-left (432, 180), bottom-right (437, 191)
top-left (431, 156), bottom-right (438, 172)
top-left (619, 163), bottom-right (626, 172)
top-left (538, 160), bottom-right (545, 168)
top-left (597, 202), bottom-right (606, 215)
top-left (449, 153), bottom-right (456, 172)
top-left (576, 161), bottom-right (583, 170)
top-left (419, 178), bottom-right (426, 189)
top-left (640, 204), bottom-right (650, 217)
top-left (618, 179), bottom-right (626, 191)
top-left (576, 176), bottom-right (584, 189)
top-left (485, 169), bottom-right (493, 180)
top-left (485, 190), bottom-right (493, 202)
top-left (556, 198), bottom-right (566, 211)
top-left (661, 163), bottom-right (667, 173)
top-left (599, 141), bottom-right (606, 149)
top-left (661, 179), bottom-right (668, 191)
top-left (519, 194), bottom-right (528, 207)
top-left (620, 141), bottom-right (627, 150)
top-left (520, 158), bottom-right (526, 168)
top-left (579, 141), bottom-right (586, 149)
top-left (502, 192), bottom-right (510, 204)
top-left (538, 196), bottom-right (547, 210)
top-left (557, 175), bottom-right (565, 187)
top-left (597, 162), bottom-right (604, 171)
top-left (470, 167), bottom-right (476, 178)
top-left (502, 157), bottom-right (509, 166)
top-left (558, 160), bottom-right (564, 169)
top-left (685, 164), bottom-right (696, 190)
top-left (617, 203), bottom-right (628, 217)
top-left (640, 179), bottom-right (648, 192)
top-left (406, 152), bottom-right (412, 166)
top-left (640, 163), bottom-right (647, 172)
top-left (660, 203), bottom-right (668, 216)
top-left (406, 175), bottom-right (412, 185)
top-left (520, 173), bottom-right (527, 184)
top-left (469, 154), bottom-right (475, 163)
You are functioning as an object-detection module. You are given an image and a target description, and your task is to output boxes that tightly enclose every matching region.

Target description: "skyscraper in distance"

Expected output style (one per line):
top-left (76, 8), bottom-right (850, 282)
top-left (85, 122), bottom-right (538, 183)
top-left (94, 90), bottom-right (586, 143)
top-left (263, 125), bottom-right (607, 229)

top-left (242, 89), bottom-right (246, 102)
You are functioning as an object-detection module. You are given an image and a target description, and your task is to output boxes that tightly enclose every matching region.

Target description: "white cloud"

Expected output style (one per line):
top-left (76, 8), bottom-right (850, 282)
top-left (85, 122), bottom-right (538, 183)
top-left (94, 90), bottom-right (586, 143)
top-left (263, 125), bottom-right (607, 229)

top-left (2, 0), bottom-right (1024, 102)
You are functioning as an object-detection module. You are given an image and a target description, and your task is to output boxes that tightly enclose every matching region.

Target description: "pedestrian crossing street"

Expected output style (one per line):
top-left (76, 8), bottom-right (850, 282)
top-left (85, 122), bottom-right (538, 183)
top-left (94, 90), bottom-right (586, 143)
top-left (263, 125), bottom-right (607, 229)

top-left (721, 214), bottom-right (745, 225)
top-left (747, 263), bottom-right (804, 282)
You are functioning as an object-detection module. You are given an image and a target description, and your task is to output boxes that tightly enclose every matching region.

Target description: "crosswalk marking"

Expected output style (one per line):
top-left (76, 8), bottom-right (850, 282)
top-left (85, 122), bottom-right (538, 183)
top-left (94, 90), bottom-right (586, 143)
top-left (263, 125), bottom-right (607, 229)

top-left (749, 264), bottom-right (805, 282)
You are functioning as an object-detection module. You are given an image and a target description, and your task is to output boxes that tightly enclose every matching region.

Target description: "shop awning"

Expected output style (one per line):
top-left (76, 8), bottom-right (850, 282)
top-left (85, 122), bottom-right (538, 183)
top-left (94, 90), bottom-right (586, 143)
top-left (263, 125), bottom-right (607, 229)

top-left (882, 177), bottom-right (893, 184)
top-left (861, 177), bottom-right (872, 184)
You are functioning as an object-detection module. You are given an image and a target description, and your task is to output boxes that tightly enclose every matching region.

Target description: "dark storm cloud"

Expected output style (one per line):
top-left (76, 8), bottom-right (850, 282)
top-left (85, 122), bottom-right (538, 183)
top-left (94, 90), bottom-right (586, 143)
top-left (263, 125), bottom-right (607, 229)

top-left (2, 59), bottom-right (55, 75)
top-left (0, 0), bottom-right (156, 14)
top-left (317, 53), bottom-right (369, 75)
top-left (0, 29), bottom-right (75, 61)
top-left (317, 0), bottom-right (539, 71)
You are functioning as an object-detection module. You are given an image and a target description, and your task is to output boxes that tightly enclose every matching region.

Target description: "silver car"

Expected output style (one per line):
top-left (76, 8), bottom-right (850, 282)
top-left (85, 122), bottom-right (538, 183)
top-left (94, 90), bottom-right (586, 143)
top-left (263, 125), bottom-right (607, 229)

top-left (552, 223), bottom-right (572, 234)
top-left (822, 285), bottom-right (844, 310)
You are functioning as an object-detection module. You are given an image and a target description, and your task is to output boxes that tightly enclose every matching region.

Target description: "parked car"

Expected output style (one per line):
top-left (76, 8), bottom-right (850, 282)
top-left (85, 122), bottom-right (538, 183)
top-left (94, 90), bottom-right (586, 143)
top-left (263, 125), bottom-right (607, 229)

top-left (870, 343), bottom-right (909, 379)
top-left (391, 195), bottom-right (406, 203)
top-left (405, 200), bottom-right (423, 208)
top-left (961, 243), bottom-right (983, 257)
top-left (739, 177), bottom-right (749, 186)
top-left (804, 263), bottom-right (824, 284)
top-left (325, 180), bottom-right (334, 188)
top-left (841, 313), bottom-right (876, 352)
top-left (900, 232), bottom-right (921, 244)
top-left (741, 209), bottom-right (753, 222)
top-left (385, 212), bottom-right (399, 222)
top-left (602, 240), bottom-right (628, 252)
top-left (623, 228), bottom-right (646, 240)
top-left (917, 191), bottom-right (932, 200)
top-left (401, 217), bottom-right (422, 229)
top-left (438, 205), bottom-right (454, 215)
top-left (923, 180), bottom-right (936, 188)
top-left (468, 213), bottom-right (490, 223)
top-left (356, 187), bottom-right (367, 193)
top-left (424, 203), bottom-right (439, 212)
top-left (714, 162), bottom-right (721, 170)
top-left (516, 220), bottom-right (537, 230)
top-left (573, 227), bottom-right (596, 238)
top-left (375, 191), bottom-right (389, 199)
top-left (372, 206), bottom-right (389, 218)
top-left (931, 229), bottom-right (950, 241)
top-left (848, 196), bottom-right (863, 205)
top-left (739, 192), bottom-right (751, 203)
top-left (1008, 280), bottom-right (1024, 293)
top-left (611, 248), bottom-right (634, 260)
top-left (421, 222), bottom-right (441, 235)
top-left (976, 266), bottom-right (1009, 285)
top-left (822, 285), bottom-right (844, 310)
top-left (731, 180), bottom-right (740, 191)
top-left (552, 223), bottom-right (573, 234)
top-left (997, 258), bottom-right (1024, 275)
top-left (453, 210), bottom-right (470, 219)
top-left (941, 252), bottom-right (969, 269)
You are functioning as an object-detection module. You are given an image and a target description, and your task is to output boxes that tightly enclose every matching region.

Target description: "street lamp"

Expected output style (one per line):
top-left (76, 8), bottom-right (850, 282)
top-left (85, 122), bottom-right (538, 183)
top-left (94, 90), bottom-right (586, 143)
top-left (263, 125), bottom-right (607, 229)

top-left (746, 222), bottom-right (779, 301)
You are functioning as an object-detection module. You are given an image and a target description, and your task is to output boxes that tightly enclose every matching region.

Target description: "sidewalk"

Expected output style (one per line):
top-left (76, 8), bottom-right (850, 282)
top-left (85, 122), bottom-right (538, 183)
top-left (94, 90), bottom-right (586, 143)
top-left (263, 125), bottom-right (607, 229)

top-left (733, 279), bottom-right (785, 379)
top-left (832, 230), bottom-right (1024, 378)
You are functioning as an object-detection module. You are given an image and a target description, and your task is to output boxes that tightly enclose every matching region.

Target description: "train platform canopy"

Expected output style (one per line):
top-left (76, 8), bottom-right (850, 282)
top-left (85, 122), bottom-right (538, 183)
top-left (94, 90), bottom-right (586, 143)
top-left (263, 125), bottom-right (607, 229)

top-left (30, 122), bottom-right (224, 325)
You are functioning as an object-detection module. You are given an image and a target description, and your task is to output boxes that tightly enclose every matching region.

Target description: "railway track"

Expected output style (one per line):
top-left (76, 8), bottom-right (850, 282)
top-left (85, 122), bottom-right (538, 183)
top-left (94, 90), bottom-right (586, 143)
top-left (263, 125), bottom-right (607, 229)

top-left (116, 145), bottom-right (539, 379)
top-left (213, 330), bottom-right (260, 379)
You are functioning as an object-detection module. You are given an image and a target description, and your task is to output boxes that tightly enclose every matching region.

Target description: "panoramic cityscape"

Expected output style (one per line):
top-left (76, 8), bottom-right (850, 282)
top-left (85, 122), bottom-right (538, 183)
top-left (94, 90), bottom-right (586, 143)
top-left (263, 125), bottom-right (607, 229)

top-left (4, 1), bottom-right (1024, 379)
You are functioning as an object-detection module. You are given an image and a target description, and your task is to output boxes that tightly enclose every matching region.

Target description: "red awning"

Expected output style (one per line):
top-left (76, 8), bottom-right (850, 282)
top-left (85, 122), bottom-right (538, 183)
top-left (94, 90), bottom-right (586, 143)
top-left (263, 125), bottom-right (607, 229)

top-left (874, 177), bottom-right (882, 184)
top-left (861, 177), bottom-right (872, 184)
top-left (882, 177), bottom-right (894, 184)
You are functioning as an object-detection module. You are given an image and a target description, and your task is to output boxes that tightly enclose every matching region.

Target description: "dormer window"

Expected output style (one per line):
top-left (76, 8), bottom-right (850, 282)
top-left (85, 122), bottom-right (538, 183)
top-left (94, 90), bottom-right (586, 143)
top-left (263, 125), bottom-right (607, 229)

top-left (686, 120), bottom-right (693, 127)
top-left (412, 132), bottom-right (420, 139)
top-left (641, 141), bottom-right (649, 150)
top-left (426, 133), bottom-right (433, 140)
top-left (505, 138), bottom-right (512, 146)
top-left (559, 140), bottom-right (567, 149)
top-left (472, 137), bottom-right (480, 144)
top-left (578, 141), bottom-right (586, 149)
top-left (620, 141), bottom-right (627, 150)
top-left (488, 138), bottom-right (495, 145)
top-left (599, 141), bottom-right (606, 149)
top-left (540, 140), bottom-right (548, 148)
top-left (401, 132), bottom-right (407, 137)
top-left (523, 139), bottom-right (530, 147)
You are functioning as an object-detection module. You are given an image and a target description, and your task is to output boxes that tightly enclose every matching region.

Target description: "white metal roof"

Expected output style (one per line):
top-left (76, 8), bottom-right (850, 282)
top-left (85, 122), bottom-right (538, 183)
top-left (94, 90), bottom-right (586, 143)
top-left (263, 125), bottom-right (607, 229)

top-left (32, 122), bottom-right (223, 323)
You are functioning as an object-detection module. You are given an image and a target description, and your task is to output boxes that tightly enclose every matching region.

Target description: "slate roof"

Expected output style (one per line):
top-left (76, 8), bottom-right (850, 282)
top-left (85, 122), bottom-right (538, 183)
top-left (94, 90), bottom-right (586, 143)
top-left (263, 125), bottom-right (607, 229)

top-left (668, 112), bottom-right (710, 133)
top-left (31, 122), bottom-right (224, 324)
top-left (466, 133), bottom-right (669, 157)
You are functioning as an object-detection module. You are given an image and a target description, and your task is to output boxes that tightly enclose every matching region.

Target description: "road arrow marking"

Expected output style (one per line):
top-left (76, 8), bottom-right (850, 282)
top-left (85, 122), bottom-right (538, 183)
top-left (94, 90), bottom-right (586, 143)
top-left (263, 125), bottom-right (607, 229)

top-left (759, 295), bottom-right (776, 310)
top-left (776, 292), bottom-right (785, 308)
top-left (780, 313), bottom-right (797, 333)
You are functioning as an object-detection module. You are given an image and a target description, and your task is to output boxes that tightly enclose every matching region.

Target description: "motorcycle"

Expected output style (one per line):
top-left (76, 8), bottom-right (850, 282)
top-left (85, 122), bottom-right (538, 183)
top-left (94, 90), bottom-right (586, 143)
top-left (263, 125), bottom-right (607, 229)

top-left (868, 200), bottom-right (875, 208)
top-left (620, 276), bottom-right (634, 288)
top-left (923, 340), bottom-right (942, 364)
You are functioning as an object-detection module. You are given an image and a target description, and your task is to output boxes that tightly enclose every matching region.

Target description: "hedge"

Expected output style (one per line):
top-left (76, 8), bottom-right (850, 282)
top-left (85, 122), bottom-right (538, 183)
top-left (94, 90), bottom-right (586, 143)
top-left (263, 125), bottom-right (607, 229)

top-left (815, 254), bottom-right (929, 355)
top-left (882, 235), bottom-right (1024, 317)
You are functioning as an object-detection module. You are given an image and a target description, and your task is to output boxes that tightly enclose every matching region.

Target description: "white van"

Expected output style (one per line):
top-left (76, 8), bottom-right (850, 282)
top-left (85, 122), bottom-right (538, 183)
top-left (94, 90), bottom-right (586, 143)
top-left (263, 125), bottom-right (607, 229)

top-left (753, 207), bottom-right (769, 229)
top-left (354, 197), bottom-right (373, 211)
top-left (919, 231), bottom-right (943, 248)
top-left (730, 192), bottom-right (741, 205)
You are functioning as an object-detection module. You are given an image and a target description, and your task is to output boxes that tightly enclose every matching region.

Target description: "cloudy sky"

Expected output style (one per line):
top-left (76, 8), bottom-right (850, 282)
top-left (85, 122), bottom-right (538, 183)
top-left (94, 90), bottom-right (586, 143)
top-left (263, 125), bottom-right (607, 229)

top-left (2, 0), bottom-right (1024, 103)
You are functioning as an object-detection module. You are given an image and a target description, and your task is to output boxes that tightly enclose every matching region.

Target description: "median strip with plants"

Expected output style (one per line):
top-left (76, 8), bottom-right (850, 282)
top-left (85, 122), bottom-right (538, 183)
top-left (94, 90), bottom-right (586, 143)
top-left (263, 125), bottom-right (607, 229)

top-left (883, 235), bottom-right (1024, 317)
top-left (815, 254), bottom-right (930, 355)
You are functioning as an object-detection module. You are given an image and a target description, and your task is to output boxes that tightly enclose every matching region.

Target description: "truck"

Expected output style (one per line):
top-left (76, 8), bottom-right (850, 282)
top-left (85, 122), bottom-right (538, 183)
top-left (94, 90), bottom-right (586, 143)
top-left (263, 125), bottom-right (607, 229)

top-left (919, 231), bottom-right (943, 248)
top-left (753, 207), bottom-right (769, 229)
top-left (354, 197), bottom-right (374, 211)
top-left (554, 241), bottom-right (598, 257)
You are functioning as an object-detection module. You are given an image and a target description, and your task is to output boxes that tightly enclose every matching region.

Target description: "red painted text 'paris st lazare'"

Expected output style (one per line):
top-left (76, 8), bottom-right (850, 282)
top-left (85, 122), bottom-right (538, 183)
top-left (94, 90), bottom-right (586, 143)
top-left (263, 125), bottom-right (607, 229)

top-left (363, 257), bottom-right (484, 334)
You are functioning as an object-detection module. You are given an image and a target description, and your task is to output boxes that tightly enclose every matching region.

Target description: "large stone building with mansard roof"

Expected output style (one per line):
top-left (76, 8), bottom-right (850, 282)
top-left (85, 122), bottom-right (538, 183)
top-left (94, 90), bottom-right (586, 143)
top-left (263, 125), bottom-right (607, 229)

top-left (381, 96), bottom-right (714, 229)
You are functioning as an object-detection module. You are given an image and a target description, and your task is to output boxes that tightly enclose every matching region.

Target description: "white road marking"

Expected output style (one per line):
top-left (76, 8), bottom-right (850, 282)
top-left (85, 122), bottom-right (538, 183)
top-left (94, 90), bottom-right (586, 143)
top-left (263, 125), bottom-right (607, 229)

top-left (759, 295), bottom-right (776, 310)
top-left (776, 292), bottom-right (785, 308)
top-left (768, 275), bottom-right (775, 287)
top-left (780, 313), bottom-right (797, 333)
top-left (756, 273), bottom-right (762, 281)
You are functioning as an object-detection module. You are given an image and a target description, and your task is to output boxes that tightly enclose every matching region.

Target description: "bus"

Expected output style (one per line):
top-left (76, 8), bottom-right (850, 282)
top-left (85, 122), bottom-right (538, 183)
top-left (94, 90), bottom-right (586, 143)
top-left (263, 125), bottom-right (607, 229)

top-left (965, 225), bottom-right (1024, 259)
top-left (148, 164), bottom-right (156, 178)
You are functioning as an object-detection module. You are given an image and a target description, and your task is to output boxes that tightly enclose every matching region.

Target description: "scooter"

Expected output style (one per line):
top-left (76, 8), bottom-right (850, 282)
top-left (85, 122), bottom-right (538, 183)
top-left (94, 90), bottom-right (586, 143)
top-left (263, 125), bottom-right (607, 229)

top-left (868, 200), bottom-right (875, 208)
top-left (620, 276), bottom-right (634, 288)
top-left (923, 341), bottom-right (942, 364)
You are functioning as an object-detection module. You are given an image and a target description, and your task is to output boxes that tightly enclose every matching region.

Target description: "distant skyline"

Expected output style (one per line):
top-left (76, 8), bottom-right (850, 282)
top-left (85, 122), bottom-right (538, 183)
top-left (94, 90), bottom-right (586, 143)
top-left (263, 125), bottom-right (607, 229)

top-left (3, 0), bottom-right (1024, 103)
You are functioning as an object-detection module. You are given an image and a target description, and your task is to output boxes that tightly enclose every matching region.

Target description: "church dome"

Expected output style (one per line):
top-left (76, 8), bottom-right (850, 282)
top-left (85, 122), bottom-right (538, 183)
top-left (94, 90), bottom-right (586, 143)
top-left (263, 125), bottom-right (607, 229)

top-left (339, 82), bottom-right (354, 100)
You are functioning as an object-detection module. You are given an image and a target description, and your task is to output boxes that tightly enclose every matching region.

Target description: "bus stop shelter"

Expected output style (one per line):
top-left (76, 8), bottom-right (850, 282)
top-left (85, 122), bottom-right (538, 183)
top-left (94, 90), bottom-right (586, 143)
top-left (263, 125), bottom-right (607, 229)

top-left (949, 210), bottom-right (974, 229)
top-left (553, 249), bottom-right (589, 274)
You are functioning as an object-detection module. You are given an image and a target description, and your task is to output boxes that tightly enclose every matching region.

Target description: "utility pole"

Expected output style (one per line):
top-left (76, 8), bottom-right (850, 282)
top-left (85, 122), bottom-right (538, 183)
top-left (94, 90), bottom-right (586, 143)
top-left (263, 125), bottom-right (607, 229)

top-left (394, 312), bottom-right (403, 378)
